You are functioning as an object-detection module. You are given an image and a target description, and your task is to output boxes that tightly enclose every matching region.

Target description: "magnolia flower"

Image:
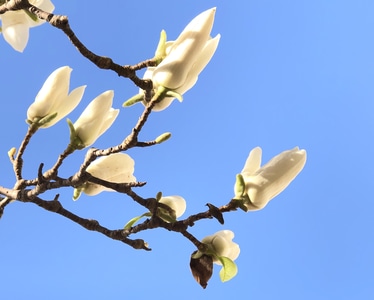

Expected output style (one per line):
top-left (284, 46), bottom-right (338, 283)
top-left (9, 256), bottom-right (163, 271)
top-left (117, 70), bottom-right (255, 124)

top-left (73, 90), bottom-right (119, 147)
top-left (1, 0), bottom-right (55, 52)
top-left (143, 7), bottom-right (220, 111)
top-left (159, 195), bottom-right (187, 220)
top-left (201, 230), bottom-right (240, 264)
top-left (78, 153), bottom-right (136, 197)
top-left (238, 147), bottom-right (307, 211)
top-left (27, 66), bottom-right (86, 128)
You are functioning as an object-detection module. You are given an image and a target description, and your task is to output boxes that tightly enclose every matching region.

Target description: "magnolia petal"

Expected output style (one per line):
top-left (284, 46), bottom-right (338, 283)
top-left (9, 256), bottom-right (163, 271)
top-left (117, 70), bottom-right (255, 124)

top-left (2, 23), bottom-right (28, 52)
top-left (202, 230), bottom-right (240, 265)
top-left (241, 147), bottom-right (262, 177)
top-left (80, 183), bottom-right (106, 196)
top-left (152, 96), bottom-right (175, 112)
top-left (74, 90), bottom-right (117, 146)
top-left (2, 1), bottom-right (54, 51)
top-left (47, 85), bottom-right (86, 127)
top-left (179, 34), bottom-right (221, 94)
top-left (75, 90), bottom-right (113, 126)
top-left (27, 66), bottom-right (72, 119)
top-left (83, 153), bottom-right (136, 196)
top-left (152, 8), bottom-right (216, 90)
top-left (87, 153), bottom-right (135, 179)
top-left (159, 196), bottom-right (187, 218)
top-left (96, 108), bottom-right (119, 137)
top-left (246, 147), bottom-right (307, 210)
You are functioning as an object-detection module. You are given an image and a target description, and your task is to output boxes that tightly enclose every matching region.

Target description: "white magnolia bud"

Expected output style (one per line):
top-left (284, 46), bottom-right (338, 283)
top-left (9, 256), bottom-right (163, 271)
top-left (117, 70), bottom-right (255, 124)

top-left (238, 147), bottom-right (307, 210)
top-left (201, 230), bottom-right (240, 265)
top-left (73, 90), bottom-right (119, 147)
top-left (1, 0), bottom-right (55, 52)
top-left (27, 66), bottom-right (85, 128)
top-left (141, 8), bottom-right (220, 111)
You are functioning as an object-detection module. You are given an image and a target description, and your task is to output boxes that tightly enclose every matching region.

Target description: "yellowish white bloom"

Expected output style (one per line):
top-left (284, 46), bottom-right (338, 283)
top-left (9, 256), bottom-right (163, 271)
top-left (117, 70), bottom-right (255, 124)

top-left (73, 90), bottom-right (119, 147)
top-left (1, 0), bottom-right (55, 52)
top-left (239, 147), bottom-right (307, 211)
top-left (27, 66), bottom-right (86, 128)
top-left (201, 230), bottom-right (240, 265)
top-left (143, 7), bottom-right (220, 111)
top-left (159, 195), bottom-right (187, 219)
top-left (78, 153), bottom-right (136, 197)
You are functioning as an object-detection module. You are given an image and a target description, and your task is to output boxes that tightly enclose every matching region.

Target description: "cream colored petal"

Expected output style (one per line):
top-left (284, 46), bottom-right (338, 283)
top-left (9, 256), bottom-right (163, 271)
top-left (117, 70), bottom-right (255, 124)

top-left (81, 183), bottom-right (106, 196)
top-left (241, 147), bottom-right (262, 176)
top-left (87, 153), bottom-right (135, 180)
top-left (84, 153), bottom-right (136, 195)
top-left (152, 8), bottom-right (216, 89)
top-left (202, 230), bottom-right (240, 264)
top-left (246, 147), bottom-right (307, 210)
top-left (74, 90), bottom-right (114, 146)
top-left (178, 34), bottom-right (221, 94)
top-left (27, 66), bottom-right (72, 120)
top-left (75, 90), bottom-right (113, 125)
top-left (159, 196), bottom-right (187, 218)
top-left (151, 96), bottom-right (175, 112)
top-left (95, 108), bottom-right (119, 138)
top-left (2, 12), bottom-right (30, 52)
top-left (44, 85), bottom-right (86, 127)
top-left (214, 230), bottom-right (240, 262)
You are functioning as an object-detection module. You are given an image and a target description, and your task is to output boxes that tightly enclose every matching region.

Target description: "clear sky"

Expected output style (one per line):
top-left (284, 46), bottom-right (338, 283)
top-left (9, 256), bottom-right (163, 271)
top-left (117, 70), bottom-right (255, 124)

top-left (1, 0), bottom-right (374, 299)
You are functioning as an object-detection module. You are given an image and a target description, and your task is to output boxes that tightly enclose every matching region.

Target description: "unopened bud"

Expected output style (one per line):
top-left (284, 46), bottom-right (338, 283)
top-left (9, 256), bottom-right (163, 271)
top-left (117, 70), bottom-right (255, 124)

top-left (7, 147), bottom-right (16, 160)
top-left (155, 132), bottom-right (171, 144)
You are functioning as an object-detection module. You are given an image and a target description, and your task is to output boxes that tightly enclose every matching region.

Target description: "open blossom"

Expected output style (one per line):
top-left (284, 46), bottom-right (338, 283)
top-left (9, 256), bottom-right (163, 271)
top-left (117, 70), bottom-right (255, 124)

top-left (1, 0), bottom-right (55, 52)
top-left (27, 66), bottom-right (86, 128)
top-left (79, 153), bottom-right (136, 197)
top-left (238, 147), bottom-right (307, 211)
top-left (143, 7), bottom-right (220, 111)
top-left (159, 195), bottom-right (187, 220)
top-left (73, 90), bottom-right (119, 147)
top-left (201, 230), bottom-right (240, 264)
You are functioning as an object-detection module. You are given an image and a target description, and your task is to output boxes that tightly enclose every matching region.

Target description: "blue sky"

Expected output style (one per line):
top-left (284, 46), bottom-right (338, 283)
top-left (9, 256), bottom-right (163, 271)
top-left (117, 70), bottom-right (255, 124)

top-left (1, 0), bottom-right (374, 299)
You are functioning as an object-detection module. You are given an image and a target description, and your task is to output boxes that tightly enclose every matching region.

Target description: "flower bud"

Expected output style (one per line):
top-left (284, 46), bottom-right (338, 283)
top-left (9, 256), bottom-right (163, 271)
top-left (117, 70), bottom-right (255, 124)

top-left (27, 66), bottom-right (85, 128)
top-left (73, 90), bottom-right (119, 147)
top-left (238, 147), bottom-right (307, 210)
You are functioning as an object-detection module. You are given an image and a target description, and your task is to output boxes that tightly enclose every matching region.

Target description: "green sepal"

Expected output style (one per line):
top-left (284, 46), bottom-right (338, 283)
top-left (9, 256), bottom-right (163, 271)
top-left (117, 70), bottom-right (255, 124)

top-left (156, 192), bottom-right (163, 201)
top-left (23, 9), bottom-right (38, 22)
top-left (122, 93), bottom-right (144, 107)
top-left (154, 30), bottom-right (167, 64)
top-left (165, 90), bottom-right (183, 102)
top-left (67, 118), bottom-right (85, 150)
top-left (28, 112), bottom-right (58, 128)
top-left (124, 212), bottom-right (152, 230)
top-left (155, 132), bottom-right (171, 144)
top-left (38, 112), bottom-right (58, 126)
top-left (234, 173), bottom-right (246, 199)
top-left (73, 187), bottom-right (83, 201)
top-left (217, 256), bottom-right (238, 282)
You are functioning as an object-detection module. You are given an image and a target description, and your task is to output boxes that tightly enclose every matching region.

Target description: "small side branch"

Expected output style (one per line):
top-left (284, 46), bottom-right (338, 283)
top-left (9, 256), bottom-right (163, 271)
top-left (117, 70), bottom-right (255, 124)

top-left (22, 195), bottom-right (150, 250)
